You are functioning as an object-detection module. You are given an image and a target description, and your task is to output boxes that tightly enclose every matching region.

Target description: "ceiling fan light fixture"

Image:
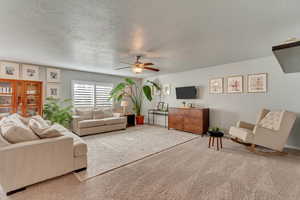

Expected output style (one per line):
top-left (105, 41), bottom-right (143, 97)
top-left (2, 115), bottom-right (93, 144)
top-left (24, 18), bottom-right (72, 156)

top-left (132, 67), bottom-right (143, 74)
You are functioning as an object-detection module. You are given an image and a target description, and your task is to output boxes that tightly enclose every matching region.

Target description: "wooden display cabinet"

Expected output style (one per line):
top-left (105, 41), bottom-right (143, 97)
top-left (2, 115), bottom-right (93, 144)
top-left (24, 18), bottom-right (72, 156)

top-left (0, 79), bottom-right (43, 117)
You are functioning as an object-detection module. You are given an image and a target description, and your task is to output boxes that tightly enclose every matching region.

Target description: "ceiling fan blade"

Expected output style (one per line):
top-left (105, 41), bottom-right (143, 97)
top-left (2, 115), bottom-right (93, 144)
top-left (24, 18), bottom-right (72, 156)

top-left (114, 66), bottom-right (131, 70)
top-left (144, 66), bottom-right (160, 72)
top-left (143, 62), bottom-right (154, 66)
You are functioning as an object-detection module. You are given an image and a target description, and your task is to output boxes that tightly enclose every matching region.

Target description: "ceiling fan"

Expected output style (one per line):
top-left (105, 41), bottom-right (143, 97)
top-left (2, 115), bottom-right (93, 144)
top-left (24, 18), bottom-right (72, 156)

top-left (115, 55), bottom-right (160, 73)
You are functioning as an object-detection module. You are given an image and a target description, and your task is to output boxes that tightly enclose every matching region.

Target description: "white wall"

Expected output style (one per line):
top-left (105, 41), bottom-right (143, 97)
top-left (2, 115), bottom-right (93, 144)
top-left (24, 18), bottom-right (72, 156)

top-left (143, 56), bottom-right (300, 148)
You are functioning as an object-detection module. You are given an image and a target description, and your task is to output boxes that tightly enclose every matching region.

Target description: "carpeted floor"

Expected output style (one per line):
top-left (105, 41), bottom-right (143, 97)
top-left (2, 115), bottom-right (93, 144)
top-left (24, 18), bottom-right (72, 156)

top-left (1, 126), bottom-right (300, 200)
top-left (74, 125), bottom-right (198, 181)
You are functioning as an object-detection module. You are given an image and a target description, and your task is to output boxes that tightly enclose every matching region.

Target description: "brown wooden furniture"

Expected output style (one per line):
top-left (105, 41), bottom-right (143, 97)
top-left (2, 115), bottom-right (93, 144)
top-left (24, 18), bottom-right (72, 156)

top-left (0, 79), bottom-right (43, 117)
top-left (168, 107), bottom-right (209, 134)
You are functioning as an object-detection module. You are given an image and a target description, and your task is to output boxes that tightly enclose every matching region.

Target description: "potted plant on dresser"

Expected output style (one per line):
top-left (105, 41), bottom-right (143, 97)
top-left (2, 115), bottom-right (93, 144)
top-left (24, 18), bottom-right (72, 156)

top-left (110, 78), bottom-right (160, 125)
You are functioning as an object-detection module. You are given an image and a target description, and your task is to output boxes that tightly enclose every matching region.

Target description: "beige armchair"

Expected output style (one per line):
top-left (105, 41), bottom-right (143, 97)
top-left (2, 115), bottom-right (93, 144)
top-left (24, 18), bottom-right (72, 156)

top-left (229, 109), bottom-right (297, 153)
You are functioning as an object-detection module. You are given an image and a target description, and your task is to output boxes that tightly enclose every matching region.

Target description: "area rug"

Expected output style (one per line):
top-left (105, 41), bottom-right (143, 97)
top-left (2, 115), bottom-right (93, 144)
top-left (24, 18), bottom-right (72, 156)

top-left (74, 125), bottom-right (198, 181)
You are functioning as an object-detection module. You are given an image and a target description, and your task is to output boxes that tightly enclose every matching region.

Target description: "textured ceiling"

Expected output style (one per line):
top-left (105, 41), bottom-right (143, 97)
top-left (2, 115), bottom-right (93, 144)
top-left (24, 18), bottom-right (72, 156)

top-left (0, 0), bottom-right (300, 78)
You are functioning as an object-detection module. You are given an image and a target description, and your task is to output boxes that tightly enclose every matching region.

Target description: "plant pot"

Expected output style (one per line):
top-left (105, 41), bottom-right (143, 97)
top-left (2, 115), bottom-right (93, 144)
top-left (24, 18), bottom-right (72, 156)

top-left (136, 115), bottom-right (144, 125)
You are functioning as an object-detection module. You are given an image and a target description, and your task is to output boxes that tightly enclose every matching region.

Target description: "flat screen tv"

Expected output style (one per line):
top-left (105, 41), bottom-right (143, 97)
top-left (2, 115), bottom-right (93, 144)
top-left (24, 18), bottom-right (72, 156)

top-left (175, 86), bottom-right (197, 99)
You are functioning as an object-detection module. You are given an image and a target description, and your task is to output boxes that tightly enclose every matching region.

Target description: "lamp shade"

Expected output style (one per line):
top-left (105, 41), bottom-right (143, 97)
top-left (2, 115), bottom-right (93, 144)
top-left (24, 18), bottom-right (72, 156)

top-left (121, 101), bottom-right (128, 107)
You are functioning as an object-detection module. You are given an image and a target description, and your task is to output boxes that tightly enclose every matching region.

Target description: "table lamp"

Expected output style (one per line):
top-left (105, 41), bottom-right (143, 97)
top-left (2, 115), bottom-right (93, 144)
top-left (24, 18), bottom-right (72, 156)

top-left (120, 100), bottom-right (128, 115)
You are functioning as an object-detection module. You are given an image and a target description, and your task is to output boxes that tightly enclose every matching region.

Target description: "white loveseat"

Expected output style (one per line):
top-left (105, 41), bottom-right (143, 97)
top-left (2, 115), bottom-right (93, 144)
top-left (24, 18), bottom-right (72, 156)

top-left (0, 123), bottom-right (87, 195)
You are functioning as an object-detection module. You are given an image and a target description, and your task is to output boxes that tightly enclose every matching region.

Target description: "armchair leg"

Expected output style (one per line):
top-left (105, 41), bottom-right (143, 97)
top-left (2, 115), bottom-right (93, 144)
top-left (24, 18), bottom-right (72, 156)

top-left (250, 144), bottom-right (256, 152)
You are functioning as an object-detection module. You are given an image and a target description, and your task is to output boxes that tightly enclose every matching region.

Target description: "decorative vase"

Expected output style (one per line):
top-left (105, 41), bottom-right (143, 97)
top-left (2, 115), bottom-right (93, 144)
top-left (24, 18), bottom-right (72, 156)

top-left (136, 115), bottom-right (144, 125)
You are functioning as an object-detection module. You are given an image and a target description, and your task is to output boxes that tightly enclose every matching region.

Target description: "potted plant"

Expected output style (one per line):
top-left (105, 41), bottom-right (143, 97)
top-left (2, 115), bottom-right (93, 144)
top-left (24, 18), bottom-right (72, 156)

top-left (110, 78), bottom-right (160, 125)
top-left (208, 127), bottom-right (222, 133)
top-left (43, 97), bottom-right (73, 128)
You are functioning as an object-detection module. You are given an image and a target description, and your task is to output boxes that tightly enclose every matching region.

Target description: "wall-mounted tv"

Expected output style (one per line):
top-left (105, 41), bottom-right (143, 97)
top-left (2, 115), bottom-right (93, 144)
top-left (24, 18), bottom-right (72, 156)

top-left (175, 86), bottom-right (197, 99)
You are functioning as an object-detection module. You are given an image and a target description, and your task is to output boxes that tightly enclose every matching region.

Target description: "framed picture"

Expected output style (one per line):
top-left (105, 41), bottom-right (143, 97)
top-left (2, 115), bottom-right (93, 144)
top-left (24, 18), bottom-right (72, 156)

top-left (162, 84), bottom-right (171, 96)
top-left (0, 62), bottom-right (20, 79)
top-left (22, 64), bottom-right (40, 81)
top-left (47, 68), bottom-right (61, 82)
top-left (47, 83), bottom-right (60, 98)
top-left (248, 73), bottom-right (267, 93)
top-left (209, 78), bottom-right (223, 94)
top-left (227, 75), bottom-right (243, 93)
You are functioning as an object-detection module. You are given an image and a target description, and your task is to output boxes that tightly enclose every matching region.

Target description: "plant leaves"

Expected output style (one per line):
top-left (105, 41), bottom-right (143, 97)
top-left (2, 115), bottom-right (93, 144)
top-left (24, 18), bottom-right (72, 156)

top-left (109, 82), bottom-right (126, 100)
top-left (147, 80), bottom-right (161, 90)
top-left (125, 78), bottom-right (135, 85)
top-left (43, 98), bottom-right (73, 128)
top-left (143, 85), bottom-right (152, 101)
top-left (117, 93), bottom-right (124, 102)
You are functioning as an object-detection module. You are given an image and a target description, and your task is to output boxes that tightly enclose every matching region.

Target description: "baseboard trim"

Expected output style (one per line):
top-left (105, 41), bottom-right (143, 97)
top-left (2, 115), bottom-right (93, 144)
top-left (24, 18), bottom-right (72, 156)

top-left (7, 187), bottom-right (26, 196)
top-left (285, 144), bottom-right (300, 151)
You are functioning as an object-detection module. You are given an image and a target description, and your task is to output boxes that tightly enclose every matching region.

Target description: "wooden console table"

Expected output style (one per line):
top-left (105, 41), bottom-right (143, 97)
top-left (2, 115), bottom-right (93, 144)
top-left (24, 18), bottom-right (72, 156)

top-left (168, 107), bottom-right (209, 135)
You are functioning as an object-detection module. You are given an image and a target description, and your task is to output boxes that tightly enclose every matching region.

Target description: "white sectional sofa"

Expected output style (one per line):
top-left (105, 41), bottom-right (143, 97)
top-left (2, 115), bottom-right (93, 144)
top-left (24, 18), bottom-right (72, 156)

top-left (0, 123), bottom-right (87, 196)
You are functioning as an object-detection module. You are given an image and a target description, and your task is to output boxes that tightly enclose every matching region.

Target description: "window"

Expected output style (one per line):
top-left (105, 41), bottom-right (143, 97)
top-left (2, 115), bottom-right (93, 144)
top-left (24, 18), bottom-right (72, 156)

top-left (72, 81), bottom-right (113, 107)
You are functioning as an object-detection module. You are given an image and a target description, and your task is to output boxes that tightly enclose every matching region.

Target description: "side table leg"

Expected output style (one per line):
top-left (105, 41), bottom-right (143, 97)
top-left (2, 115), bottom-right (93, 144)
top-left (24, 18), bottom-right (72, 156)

top-left (153, 113), bottom-right (154, 125)
top-left (220, 137), bottom-right (223, 149)
top-left (217, 138), bottom-right (219, 151)
top-left (208, 137), bottom-right (211, 148)
top-left (212, 137), bottom-right (215, 146)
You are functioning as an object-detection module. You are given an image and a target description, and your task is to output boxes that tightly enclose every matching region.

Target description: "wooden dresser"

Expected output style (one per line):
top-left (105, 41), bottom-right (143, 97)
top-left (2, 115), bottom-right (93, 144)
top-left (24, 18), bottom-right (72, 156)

top-left (168, 107), bottom-right (209, 135)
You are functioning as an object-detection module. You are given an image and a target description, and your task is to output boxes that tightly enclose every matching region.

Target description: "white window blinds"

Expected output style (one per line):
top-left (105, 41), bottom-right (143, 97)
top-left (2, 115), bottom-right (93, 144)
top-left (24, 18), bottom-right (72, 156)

top-left (72, 81), bottom-right (113, 107)
top-left (95, 84), bottom-right (113, 107)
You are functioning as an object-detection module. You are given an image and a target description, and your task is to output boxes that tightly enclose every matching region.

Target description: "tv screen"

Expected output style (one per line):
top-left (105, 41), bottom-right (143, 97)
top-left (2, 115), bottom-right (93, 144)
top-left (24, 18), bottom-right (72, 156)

top-left (175, 86), bottom-right (197, 99)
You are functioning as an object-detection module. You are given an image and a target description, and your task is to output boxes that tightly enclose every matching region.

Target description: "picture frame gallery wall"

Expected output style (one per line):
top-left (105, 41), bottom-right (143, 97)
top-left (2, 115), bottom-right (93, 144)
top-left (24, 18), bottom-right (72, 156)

top-left (0, 60), bottom-right (62, 99)
top-left (209, 73), bottom-right (268, 94)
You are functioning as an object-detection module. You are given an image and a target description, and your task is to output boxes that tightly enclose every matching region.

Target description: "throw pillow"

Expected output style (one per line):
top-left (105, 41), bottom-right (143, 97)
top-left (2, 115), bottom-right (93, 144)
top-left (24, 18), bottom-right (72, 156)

top-left (29, 118), bottom-right (62, 138)
top-left (94, 107), bottom-right (113, 119)
top-left (75, 107), bottom-right (93, 120)
top-left (259, 111), bottom-right (284, 131)
top-left (10, 113), bottom-right (30, 125)
top-left (1, 117), bottom-right (40, 143)
top-left (31, 115), bottom-right (50, 128)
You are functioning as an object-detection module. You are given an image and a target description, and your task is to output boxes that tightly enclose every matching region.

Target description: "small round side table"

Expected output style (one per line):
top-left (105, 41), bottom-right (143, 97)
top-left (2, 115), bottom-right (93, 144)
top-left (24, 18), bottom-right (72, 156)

top-left (208, 131), bottom-right (224, 151)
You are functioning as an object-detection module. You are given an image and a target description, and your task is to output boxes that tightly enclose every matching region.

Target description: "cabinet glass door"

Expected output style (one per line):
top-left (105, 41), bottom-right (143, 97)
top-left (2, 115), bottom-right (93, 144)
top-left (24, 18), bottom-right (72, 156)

top-left (23, 82), bottom-right (42, 117)
top-left (0, 80), bottom-right (15, 115)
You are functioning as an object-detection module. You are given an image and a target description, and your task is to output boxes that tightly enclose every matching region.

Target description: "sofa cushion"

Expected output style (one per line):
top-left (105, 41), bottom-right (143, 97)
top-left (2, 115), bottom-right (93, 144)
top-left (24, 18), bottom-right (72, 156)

top-left (53, 123), bottom-right (87, 157)
top-left (75, 107), bottom-right (93, 120)
top-left (229, 126), bottom-right (254, 143)
top-left (79, 119), bottom-right (106, 128)
top-left (29, 116), bottom-right (62, 138)
top-left (101, 117), bottom-right (126, 125)
top-left (94, 108), bottom-right (113, 119)
top-left (259, 111), bottom-right (283, 131)
top-left (1, 116), bottom-right (40, 144)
